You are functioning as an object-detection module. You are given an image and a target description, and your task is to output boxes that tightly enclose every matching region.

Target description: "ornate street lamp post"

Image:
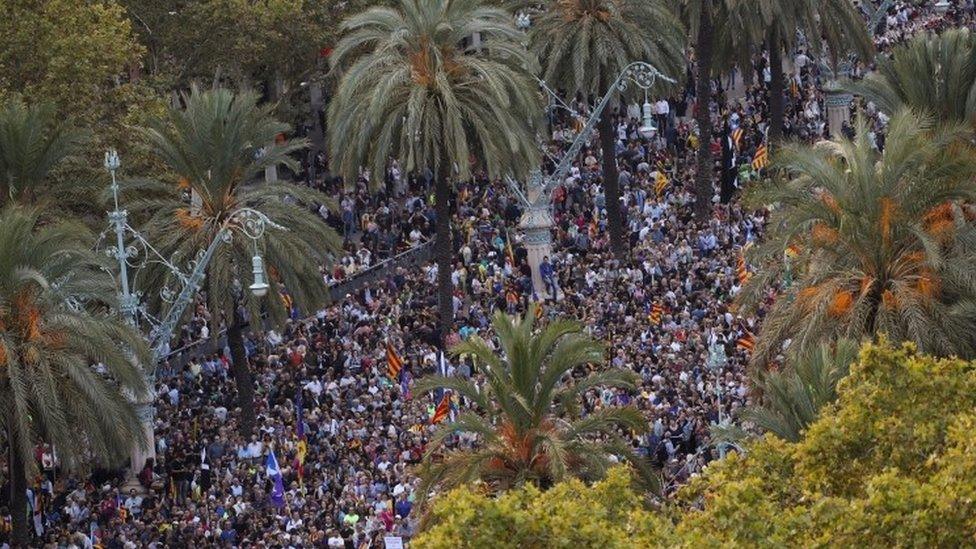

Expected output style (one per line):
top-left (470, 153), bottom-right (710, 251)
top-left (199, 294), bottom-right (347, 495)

top-left (102, 150), bottom-right (281, 483)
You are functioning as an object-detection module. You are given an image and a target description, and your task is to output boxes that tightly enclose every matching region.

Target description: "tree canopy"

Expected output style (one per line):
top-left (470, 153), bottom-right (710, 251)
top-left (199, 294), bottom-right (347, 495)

top-left (739, 109), bottom-right (976, 367)
top-left (414, 311), bottom-right (649, 497)
top-left (416, 342), bottom-right (976, 547)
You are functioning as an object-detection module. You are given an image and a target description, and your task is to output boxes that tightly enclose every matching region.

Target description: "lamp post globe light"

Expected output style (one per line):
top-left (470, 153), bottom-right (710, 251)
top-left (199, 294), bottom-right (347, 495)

top-left (102, 150), bottom-right (280, 485)
top-left (249, 253), bottom-right (270, 297)
top-left (639, 98), bottom-right (657, 139)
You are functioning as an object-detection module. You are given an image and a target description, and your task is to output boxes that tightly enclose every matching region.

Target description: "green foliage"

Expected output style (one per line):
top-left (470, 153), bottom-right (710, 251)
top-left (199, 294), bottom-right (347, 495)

top-left (0, 206), bottom-right (149, 473)
top-left (121, 0), bottom-right (384, 126)
top-left (728, 0), bottom-right (873, 65)
top-left (844, 28), bottom-right (976, 127)
top-left (738, 109), bottom-right (976, 367)
top-left (530, 0), bottom-right (686, 98)
top-left (327, 0), bottom-right (541, 184)
top-left (132, 86), bottom-right (341, 329)
top-left (729, 338), bottom-right (860, 442)
top-left (417, 343), bottom-right (976, 546)
top-left (675, 343), bottom-right (976, 547)
top-left (0, 98), bottom-right (89, 208)
top-left (415, 468), bottom-right (672, 549)
top-left (680, 0), bottom-right (749, 79)
top-left (0, 0), bottom-right (144, 123)
top-left (0, 0), bottom-right (167, 187)
top-left (413, 312), bottom-right (651, 497)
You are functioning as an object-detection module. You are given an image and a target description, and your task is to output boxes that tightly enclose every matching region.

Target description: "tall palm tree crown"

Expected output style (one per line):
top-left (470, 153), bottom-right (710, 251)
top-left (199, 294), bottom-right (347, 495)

top-left (328, 0), bottom-right (540, 184)
top-left (844, 29), bottom-right (976, 128)
top-left (134, 86), bottom-right (341, 435)
top-left (0, 98), bottom-right (88, 206)
top-left (738, 110), bottom-right (976, 368)
top-left (415, 312), bottom-right (649, 496)
top-left (735, 338), bottom-right (859, 443)
top-left (530, 0), bottom-right (684, 98)
top-left (0, 206), bottom-right (148, 545)
top-left (529, 0), bottom-right (685, 255)
top-left (328, 0), bottom-right (541, 339)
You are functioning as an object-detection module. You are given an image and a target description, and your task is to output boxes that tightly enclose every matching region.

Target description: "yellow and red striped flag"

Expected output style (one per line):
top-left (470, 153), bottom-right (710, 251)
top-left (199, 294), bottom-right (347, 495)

top-left (736, 332), bottom-right (755, 352)
top-left (736, 251), bottom-right (751, 285)
top-left (649, 303), bottom-right (664, 324)
top-left (752, 144), bottom-right (770, 170)
top-left (731, 127), bottom-right (744, 150)
top-left (386, 341), bottom-right (404, 381)
top-left (431, 393), bottom-right (451, 424)
top-left (654, 171), bottom-right (669, 196)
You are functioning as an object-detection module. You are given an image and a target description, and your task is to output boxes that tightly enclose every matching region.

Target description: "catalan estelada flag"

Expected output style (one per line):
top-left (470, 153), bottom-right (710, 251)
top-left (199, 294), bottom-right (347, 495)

top-left (431, 392), bottom-right (451, 424)
top-left (736, 252), bottom-right (751, 285)
top-left (650, 303), bottom-right (664, 324)
top-left (731, 127), bottom-right (744, 151)
top-left (752, 144), bottom-right (769, 171)
top-left (386, 341), bottom-right (404, 381)
top-left (654, 171), bottom-right (669, 196)
top-left (736, 332), bottom-right (756, 352)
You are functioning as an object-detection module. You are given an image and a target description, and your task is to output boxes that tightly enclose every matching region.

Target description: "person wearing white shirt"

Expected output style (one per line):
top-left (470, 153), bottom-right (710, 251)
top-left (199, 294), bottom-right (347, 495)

top-left (304, 378), bottom-right (323, 397)
top-left (655, 99), bottom-right (670, 131)
top-left (245, 438), bottom-right (263, 459)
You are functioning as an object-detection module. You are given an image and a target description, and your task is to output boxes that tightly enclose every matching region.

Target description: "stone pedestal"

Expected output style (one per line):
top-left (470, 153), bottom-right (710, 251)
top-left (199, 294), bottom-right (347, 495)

top-left (520, 206), bottom-right (555, 299)
top-left (824, 82), bottom-right (853, 139)
top-left (123, 399), bottom-right (156, 494)
top-left (519, 169), bottom-right (556, 299)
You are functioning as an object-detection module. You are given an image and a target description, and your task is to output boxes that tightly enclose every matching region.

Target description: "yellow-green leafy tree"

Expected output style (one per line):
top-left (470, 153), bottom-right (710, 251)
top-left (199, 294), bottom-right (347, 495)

top-left (415, 343), bottom-right (976, 547)
top-left (415, 468), bottom-right (673, 549)
top-left (0, 0), bottom-right (166, 179)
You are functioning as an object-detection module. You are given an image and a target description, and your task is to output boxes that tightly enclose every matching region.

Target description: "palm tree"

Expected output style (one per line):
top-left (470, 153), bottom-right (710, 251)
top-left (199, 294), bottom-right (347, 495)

top-left (414, 311), bottom-right (650, 496)
top-left (328, 0), bottom-right (540, 341)
top-left (844, 29), bottom-right (976, 128)
top-left (681, 0), bottom-right (743, 217)
top-left (134, 86), bottom-right (341, 437)
top-left (0, 206), bottom-right (148, 546)
top-left (731, 0), bottom-right (873, 142)
top-left (737, 110), bottom-right (976, 368)
top-left (530, 0), bottom-right (685, 255)
top-left (734, 338), bottom-right (859, 443)
top-left (0, 98), bottom-right (88, 207)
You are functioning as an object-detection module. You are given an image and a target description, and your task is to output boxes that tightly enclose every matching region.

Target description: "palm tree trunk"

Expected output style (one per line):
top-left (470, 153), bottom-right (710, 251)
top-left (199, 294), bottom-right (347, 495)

top-left (434, 161), bottom-right (454, 346)
top-left (8, 430), bottom-right (29, 547)
top-left (227, 304), bottom-right (256, 438)
top-left (694, 7), bottom-right (715, 219)
top-left (597, 84), bottom-right (627, 259)
top-left (768, 28), bottom-right (785, 144)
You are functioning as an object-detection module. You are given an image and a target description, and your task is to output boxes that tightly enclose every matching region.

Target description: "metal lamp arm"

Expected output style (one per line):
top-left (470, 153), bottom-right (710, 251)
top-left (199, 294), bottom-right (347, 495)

top-left (147, 207), bottom-right (282, 364)
top-left (540, 61), bottom-right (675, 202)
top-left (149, 226), bottom-right (230, 363)
top-left (544, 79), bottom-right (619, 199)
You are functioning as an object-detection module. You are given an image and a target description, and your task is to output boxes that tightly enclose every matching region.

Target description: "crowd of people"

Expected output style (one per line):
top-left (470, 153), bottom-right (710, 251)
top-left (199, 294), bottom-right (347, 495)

top-left (3, 2), bottom-right (974, 548)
